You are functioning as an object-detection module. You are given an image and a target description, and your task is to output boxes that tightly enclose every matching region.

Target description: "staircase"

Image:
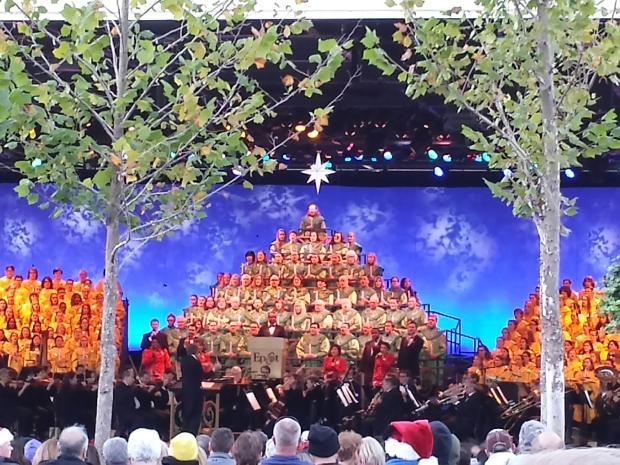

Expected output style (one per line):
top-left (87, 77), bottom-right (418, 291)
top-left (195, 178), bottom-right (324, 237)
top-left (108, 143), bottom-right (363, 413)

top-left (421, 303), bottom-right (482, 357)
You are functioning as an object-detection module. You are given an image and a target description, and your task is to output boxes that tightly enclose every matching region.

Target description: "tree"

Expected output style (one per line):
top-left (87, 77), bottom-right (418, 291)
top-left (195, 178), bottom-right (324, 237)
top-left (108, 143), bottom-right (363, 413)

top-left (362, 0), bottom-right (620, 435)
top-left (601, 259), bottom-right (620, 329)
top-left (0, 0), bottom-right (350, 450)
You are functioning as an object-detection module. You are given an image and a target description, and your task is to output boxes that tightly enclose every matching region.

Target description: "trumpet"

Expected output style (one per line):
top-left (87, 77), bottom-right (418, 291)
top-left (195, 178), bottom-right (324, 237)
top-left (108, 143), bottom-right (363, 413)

top-left (414, 383), bottom-right (468, 413)
top-left (500, 391), bottom-right (540, 419)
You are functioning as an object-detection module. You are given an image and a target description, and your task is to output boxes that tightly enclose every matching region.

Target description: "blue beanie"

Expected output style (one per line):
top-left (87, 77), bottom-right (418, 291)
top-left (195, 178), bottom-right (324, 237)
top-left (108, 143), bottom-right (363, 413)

top-left (24, 439), bottom-right (42, 462)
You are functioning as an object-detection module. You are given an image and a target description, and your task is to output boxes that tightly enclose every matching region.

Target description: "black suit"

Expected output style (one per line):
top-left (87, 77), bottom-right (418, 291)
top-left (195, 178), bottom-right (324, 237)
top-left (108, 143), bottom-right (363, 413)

top-left (140, 331), bottom-right (169, 351)
top-left (177, 336), bottom-right (201, 359)
top-left (397, 334), bottom-right (424, 378)
top-left (257, 323), bottom-right (287, 338)
top-left (359, 339), bottom-right (381, 386)
top-left (181, 354), bottom-right (204, 434)
top-left (114, 382), bottom-right (138, 433)
top-left (371, 387), bottom-right (404, 436)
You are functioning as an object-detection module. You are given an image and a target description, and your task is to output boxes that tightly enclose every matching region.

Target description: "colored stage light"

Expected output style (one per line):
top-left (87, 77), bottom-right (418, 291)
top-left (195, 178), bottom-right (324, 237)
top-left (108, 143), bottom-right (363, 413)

top-left (474, 154), bottom-right (483, 162)
top-left (383, 151), bottom-right (393, 161)
top-left (354, 154), bottom-right (364, 161)
top-left (442, 154), bottom-right (452, 163)
top-left (482, 152), bottom-right (491, 162)
top-left (565, 168), bottom-right (575, 179)
top-left (427, 149), bottom-right (439, 160)
top-left (433, 166), bottom-right (444, 177)
top-left (294, 123), bottom-right (306, 132)
top-left (282, 154), bottom-right (290, 161)
top-left (344, 157), bottom-right (352, 162)
top-left (307, 129), bottom-right (319, 139)
top-left (232, 167), bottom-right (243, 176)
top-left (370, 157), bottom-right (378, 162)
top-left (170, 152), bottom-right (177, 158)
top-left (31, 158), bottom-right (43, 168)
top-left (262, 155), bottom-right (270, 162)
top-left (503, 168), bottom-right (512, 177)
top-left (325, 161), bottom-right (333, 168)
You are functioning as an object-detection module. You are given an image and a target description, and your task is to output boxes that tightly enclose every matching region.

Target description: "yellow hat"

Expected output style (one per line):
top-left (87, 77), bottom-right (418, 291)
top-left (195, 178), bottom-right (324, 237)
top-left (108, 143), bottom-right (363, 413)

top-left (169, 432), bottom-right (198, 462)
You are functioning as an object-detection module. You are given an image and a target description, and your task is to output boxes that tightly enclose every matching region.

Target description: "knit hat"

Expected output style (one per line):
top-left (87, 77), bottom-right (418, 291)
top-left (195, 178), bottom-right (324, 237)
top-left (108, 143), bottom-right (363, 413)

top-left (518, 420), bottom-right (545, 453)
top-left (448, 435), bottom-right (460, 465)
top-left (0, 428), bottom-right (14, 446)
top-left (169, 433), bottom-right (199, 462)
top-left (486, 429), bottom-right (513, 454)
top-left (384, 421), bottom-right (436, 465)
top-left (24, 439), bottom-right (42, 462)
top-left (430, 422), bottom-right (452, 465)
top-left (307, 425), bottom-right (339, 458)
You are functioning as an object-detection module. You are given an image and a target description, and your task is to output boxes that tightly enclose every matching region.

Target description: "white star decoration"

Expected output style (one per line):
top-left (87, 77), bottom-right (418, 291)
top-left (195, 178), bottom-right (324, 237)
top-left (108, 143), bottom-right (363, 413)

top-left (302, 154), bottom-right (335, 193)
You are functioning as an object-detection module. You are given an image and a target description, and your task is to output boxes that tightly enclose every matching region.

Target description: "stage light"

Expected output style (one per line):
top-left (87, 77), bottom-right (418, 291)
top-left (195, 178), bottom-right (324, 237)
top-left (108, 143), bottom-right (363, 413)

top-left (427, 149), bottom-right (439, 160)
top-left (433, 166), bottom-right (444, 177)
top-left (170, 152), bottom-right (177, 158)
top-left (325, 161), bottom-right (333, 168)
top-left (262, 155), bottom-right (270, 162)
top-left (294, 123), bottom-right (306, 132)
top-left (482, 152), bottom-right (491, 162)
top-left (370, 157), bottom-right (378, 162)
top-left (383, 151), bottom-right (393, 161)
top-left (232, 167), bottom-right (243, 176)
top-left (442, 154), bottom-right (452, 163)
top-left (344, 157), bottom-right (352, 162)
top-left (565, 168), bottom-right (575, 179)
top-left (307, 129), bottom-right (319, 139)
top-left (503, 168), bottom-right (512, 177)
top-left (31, 158), bottom-right (43, 168)
top-left (474, 154), bottom-right (483, 163)
top-left (282, 154), bottom-right (290, 161)
top-left (354, 154), bottom-right (364, 161)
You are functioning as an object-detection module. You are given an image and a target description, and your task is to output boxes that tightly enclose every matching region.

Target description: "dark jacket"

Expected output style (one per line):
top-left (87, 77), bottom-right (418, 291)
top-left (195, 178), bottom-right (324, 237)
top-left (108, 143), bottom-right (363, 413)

top-left (0, 458), bottom-right (19, 465)
top-left (162, 458), bottom-right (199, 465)
top-left (258, 324), bottom-right (287, 338)
top-left (181, 354), bottom-right (204, 410)
top-left (359, 339), bottom-right (381, 383)
top-left (430, 421), bottom-right (453, 465)
top-left (40, 454), bottom-right (88, 465)
top-left (397, 334), bottom-right (424, 378)
top-left (140, 331), bottom-right (169, 351)
top-left (260, 455), bottom-right (312, 465)
top-left (374, 387), bottom-right (404, 436)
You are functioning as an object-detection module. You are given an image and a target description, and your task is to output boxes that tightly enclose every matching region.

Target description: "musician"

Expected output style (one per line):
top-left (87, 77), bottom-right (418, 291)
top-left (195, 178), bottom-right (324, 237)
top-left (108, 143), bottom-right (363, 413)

top-left (372, 342), bottom-right (394, 389)
top-left (0, 368), bottom-right (31, 437)
top-left (364, 373), bottom-right (403, 437)
top-left (113, 368), bottom-right (140, 434)
top-left (322, 344), bottom-right (347, 380)
top-left (359, 327), bottom-right (381, 392)
top-left (398, 369), bottom-right (421, 416)
top-left (397, 321), bottom-right (424, 379)
top-left (140, 318), bottom-right (169, 351)
top-left (258, 311), bottom-right (287, 337)
top-left (19, 368), bottom-right (55, 438)
top-left (180, 343), bottom-right (204, 434)
top-left (133, 371), bottom-right (158, 430)
top-left (448, 374), bottom-right (484, 441)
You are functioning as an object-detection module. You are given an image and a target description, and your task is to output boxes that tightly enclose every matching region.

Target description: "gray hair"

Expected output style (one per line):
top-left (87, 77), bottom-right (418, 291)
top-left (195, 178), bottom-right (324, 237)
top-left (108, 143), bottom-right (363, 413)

top-left (196, 435), bottom-right (211, 454)
top-left (531, 432), bottom-right (564, 453)
top-left (273, 418), bottom-right (301, 448)
top-left (210, 428), bottom-right (234, 454)
top-left (517, 420), bottom-right (545, 454)
top-left (58, 426), bottom-right (89, 459)
top-left (127, 429), bottom-right (161, 463)
top-left (358, 437), bottom-right (385, 465)
top-left (103, 438), bottom-right (128, 465)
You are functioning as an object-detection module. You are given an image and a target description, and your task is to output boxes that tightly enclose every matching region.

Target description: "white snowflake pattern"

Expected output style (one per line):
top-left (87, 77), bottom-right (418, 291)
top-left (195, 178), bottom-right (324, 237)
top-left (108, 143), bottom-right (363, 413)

top-left (587, 225), bottom-right (620, 273)
top-left (331, 202), bottom-right (392, 245)
top-left (3, 218), bottom-right (40, 257)
top-left (58, 206), bottom-right (103, 244)
top-left (227, 186), bottom-right (310, 228)
top-left (117, 239), bottom-right (146, 270)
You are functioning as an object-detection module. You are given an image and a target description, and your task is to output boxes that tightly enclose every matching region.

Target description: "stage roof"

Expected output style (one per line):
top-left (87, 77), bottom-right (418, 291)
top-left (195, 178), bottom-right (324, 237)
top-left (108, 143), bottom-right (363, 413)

top-left (1, 0), bottom-right (618, 21)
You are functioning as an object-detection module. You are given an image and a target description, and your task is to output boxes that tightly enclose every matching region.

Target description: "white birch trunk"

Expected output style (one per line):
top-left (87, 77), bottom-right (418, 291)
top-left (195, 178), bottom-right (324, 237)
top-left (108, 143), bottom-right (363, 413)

top-left (535, 0), bottom-right (565, 438)
top-left (94, 172), bottom-right (122, 454)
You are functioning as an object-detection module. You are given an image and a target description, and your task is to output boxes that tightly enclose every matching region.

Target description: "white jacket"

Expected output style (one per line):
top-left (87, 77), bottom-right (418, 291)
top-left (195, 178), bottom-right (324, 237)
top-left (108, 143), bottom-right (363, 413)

top-left (484, 452), bottom-right (516, 465)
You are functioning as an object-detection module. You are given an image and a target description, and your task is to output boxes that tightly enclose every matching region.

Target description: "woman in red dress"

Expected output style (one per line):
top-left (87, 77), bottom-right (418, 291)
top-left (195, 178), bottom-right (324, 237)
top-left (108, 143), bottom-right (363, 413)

top-left (372, 341), bottom-right (394, 388)
top-left (322, 344), bottom-right (347, 380)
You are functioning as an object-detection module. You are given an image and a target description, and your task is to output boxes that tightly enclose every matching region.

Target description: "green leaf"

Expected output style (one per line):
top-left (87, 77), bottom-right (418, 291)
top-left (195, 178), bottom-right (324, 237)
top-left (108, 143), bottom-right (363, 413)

top-left (137, 40), bottom-right (155, 64)
top-left (93, 169), bottom-right (111, 190)
top-left (27, 193), bottom-right (39, 205)
top-left (14, 182), bottom-right (31, 198)
top-left (242, 180), bottom-right (253, 190)
top-left (52, 42), bottom-right (71, 60)
top-left (318, 39), bottom-right (338, 53)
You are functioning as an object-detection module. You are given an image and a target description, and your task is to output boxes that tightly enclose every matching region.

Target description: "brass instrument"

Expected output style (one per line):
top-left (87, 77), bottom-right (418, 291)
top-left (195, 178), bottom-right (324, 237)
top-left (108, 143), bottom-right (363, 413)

top-left (500, 389), bottom-right (540, 419)
top-left (414, 383), bottom-right (468, 413)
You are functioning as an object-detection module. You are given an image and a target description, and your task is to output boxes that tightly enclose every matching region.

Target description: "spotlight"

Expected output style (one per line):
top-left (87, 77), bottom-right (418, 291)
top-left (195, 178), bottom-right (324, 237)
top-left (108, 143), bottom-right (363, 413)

top-left (232, 167), bottom-right (244, 176)
top-left (383, 151), bottom-right (393, 161)
top-left (565, 168), bottom-right (575, 179)
top-left (482, 152), bottom-right (491, 162)
top-left (307, 129), bottom-right (319, 139)
top-left (262, 155), bottom-right (270, 162)
top-left (344, 157), bottom-right (352, 162)
top-left (325, 161), bottom-right (333, 168)
top-left (31, 158), bottom-right (43, 168)
top-left (370, 157), bottom-right (378, 162)
top-left (442, 154), bottom-right (452, 163)
top-left (282, 154), bottom-right (290, 161)
top-left (427, 149), bottom-right (439, 161)
top-left (354, 154), bottom-right (364, 161)
top-left (474, 154), bottom-right (483, 163)
top-left (294, 123), bottom-right (306, 132)
top-left (170, 152), bottom-right (177, 158)
top-left (433, 166), bottom-right (444, 177)
top-left (503, 168), bottom-right (512, 177)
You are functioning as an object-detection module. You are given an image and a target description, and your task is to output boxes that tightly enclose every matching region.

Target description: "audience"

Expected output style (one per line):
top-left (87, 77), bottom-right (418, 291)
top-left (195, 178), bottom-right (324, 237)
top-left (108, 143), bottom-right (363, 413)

top-left (23, 440), bottom-right (41, 464)
top-left (0, 429), bottom-right (15, 464)
top-left (307, 425), bottom-right (339, 465)
top-left (196, 437), bottom-right (211, 458)
top-left (430, 422), bottom-right (452, 465)
top-left (336, 432), bottom-right (361, 465)
top-left (207, 428), bottom-right (234, 465)
top-left (45, 426), bottom-right (89, 465)
top-left (231, 433), bottom-right (263, 465)
top-left (357, 438), bottom-right (384, 465)
top-left (483, 430), bottom-right (515, 465)
top-left (103, 438), bottom-right (128, 465)
top-left (261, 418), bottom-right (308, 465)
top-left (516, 420), bottom-right (546, 454)
top-left (31, 439), bottom-right (59, 465)
top-left (531, 432), bottom-right (564, 453)
top-left (166, 433), bottom-right (199, 465)
top-left (128, 429), bottom-right (162, 465)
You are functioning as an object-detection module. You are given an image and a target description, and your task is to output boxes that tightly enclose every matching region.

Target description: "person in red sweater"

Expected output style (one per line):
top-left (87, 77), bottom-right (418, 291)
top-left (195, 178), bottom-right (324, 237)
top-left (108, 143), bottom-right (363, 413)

top-left (372, 341), bottom-right (394, 388)
top-left (322, 344), bottom-right (347, 380)
top-left (140, 339), bottom-right (171, 380)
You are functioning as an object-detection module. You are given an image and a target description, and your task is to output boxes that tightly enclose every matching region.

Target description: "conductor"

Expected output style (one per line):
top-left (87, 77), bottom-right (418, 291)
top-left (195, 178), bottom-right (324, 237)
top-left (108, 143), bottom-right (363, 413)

top-left (180, 343), bottom-right (204, 434)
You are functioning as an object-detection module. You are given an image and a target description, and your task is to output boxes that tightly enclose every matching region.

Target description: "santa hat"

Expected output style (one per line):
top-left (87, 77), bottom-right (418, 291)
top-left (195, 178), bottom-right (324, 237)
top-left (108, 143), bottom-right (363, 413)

top-left (384, 421), bottom-right (438, 465)
top-left (0, 427), bottom-right (14, 446)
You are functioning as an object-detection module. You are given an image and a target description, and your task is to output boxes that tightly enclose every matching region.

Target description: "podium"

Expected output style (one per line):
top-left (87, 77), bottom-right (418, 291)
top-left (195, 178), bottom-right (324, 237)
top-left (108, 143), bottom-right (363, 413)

top-left (248, 337), bottom-right (287, 379)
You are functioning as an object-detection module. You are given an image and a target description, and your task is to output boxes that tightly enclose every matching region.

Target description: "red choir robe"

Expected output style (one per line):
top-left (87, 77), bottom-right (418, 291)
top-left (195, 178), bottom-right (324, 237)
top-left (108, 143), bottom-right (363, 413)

top-left (372, 352), bottom-right (394, 387)
top-left (322, 356), bottom-right (347, 379)
top-left (141, 348), bottom-right (171, 380)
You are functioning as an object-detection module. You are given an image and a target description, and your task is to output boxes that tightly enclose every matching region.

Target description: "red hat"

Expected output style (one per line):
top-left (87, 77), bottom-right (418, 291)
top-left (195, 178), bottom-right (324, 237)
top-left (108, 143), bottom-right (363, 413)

top-left (385, 421), bottom-right (434, 463)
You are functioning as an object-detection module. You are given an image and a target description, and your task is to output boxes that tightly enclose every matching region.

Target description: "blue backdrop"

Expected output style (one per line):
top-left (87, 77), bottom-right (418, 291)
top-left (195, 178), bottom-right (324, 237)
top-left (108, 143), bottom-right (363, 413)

top-left (1, 183), bottom-right (619, 350)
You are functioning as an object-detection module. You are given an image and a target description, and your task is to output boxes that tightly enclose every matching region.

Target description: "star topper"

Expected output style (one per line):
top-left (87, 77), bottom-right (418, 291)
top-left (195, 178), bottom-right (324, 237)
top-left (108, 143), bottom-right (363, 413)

top-left (302, 154), bottom-right (335, 193)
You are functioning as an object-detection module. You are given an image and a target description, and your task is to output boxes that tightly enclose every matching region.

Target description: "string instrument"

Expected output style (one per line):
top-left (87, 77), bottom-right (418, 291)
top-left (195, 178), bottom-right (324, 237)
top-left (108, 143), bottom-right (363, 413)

top-left (364, 390), bottom-right (383, 417)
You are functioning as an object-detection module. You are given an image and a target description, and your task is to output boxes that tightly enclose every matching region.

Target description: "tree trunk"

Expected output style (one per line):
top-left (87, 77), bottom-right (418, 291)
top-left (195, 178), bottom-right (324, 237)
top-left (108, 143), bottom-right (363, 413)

top-left (535, 0), bottom-right (565, 437)
top-left (94, 171), bottom-right (122, 454)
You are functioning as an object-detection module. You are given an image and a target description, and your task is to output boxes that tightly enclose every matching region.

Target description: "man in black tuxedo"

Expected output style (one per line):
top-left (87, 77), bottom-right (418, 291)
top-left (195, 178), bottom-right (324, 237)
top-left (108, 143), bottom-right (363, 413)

top-left (140, 318), bottom-right (169, 351)
top-left (177, 324), bottom-right (200, 359)
top-left (113, 369), bottom-right (139, 435)
top-left (359, 328), bottom-right (381, 391)
top-left (258, 311), bottom-right (287, 337)
top-left (180, 343), bottom-right (204, 434)
top-left (363, 373), bottom-right (404, 437)
top-left (397, 321), bottom-right (424, 379)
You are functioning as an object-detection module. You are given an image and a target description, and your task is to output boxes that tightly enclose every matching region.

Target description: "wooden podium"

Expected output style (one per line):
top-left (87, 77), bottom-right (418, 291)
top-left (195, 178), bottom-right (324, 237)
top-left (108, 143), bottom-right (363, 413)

top-left (248, 336), bottom-right (287, 379)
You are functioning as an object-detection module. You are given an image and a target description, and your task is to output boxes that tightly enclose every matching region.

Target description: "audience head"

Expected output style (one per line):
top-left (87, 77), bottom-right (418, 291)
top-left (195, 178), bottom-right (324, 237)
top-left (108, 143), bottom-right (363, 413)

top-left (448, 435), bottom-right (460, 465)
top-left (24, 439), bottom-right (42, 463)
top-left (273, 418), bottom-right (302, 455)
top-left (521, 447), bottom-right (620, 465)
top-left (210, 428), bottom-right (234, 455)
top-left (384, 421), bottom-right (433, 462)
top-left (531, 431), bottom-right (564, 453)
top-left (0, 428), bottom-right (14, 458)
top-left (58, 426), bottom-right (89, 460)
top-left (32, 439), bottom-right (59, 465)
top-left (485, 429), bottom-right (514, 455)
top-left (128, 429), bottom-right (162, 465)
top-left (231, 432), bottom-right (263, 465)
top-left (308, 425), bottom-right (339, 464)
top-left (517, 420), bottom-right (545, 454)
top-left (169, 433), bottom-right (199, 463)
top-left (103, 438), bottom-right (129, 465)
top-left (337, 432), bottom-right (361, 465)
top-left (358, 437), bottom-right (384, 465)
top-left (196, 436), bottom-right (210, 455)
top-left (430, 421), bottom-right (452, 465)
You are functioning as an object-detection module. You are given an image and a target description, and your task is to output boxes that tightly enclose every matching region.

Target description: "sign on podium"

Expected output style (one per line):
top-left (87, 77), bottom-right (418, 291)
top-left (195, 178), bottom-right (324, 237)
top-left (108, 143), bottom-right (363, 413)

top-left (248, 336), bottom-right (287, 379)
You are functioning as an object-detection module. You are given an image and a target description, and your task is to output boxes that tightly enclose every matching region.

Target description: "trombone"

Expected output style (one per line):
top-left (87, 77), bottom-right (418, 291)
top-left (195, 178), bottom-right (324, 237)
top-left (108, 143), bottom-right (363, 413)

top-left (415, 383), bottom-right (468, 413)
